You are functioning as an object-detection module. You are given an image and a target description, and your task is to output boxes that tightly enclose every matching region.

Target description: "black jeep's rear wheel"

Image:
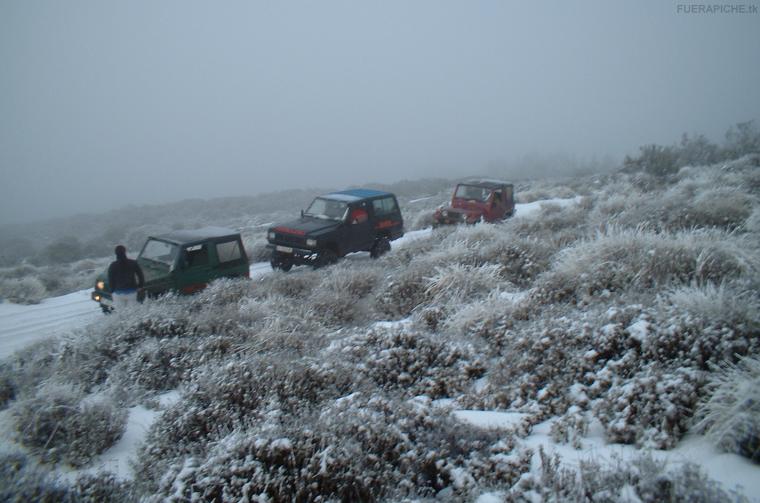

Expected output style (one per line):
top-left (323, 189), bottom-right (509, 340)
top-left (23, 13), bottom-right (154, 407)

top-left (370, 237), bottom-right (391, 259)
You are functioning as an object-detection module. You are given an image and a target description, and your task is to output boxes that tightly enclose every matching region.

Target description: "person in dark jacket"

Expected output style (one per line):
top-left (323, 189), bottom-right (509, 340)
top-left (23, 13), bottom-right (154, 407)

top-left (108, 245), bottom-right (145, 308)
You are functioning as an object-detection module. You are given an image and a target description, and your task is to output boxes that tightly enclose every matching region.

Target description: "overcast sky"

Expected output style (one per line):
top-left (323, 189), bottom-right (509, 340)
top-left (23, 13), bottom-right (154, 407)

top-left (1, 1), bottom-right (758, 225)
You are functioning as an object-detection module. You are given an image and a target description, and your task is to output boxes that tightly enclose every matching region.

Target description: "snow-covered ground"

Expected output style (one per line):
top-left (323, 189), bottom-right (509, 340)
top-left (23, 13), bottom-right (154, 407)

top-left (1, 194), bottom-right (757, 500)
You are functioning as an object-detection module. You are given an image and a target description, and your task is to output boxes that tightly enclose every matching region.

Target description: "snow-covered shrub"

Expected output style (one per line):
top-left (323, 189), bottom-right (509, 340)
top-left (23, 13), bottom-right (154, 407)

top-left (673, 187), bottom-right (754, 230)
top-left (425, 263), bottom-right (502, 305)
top-left (135, 355), bottom-right (355, 487)
top-left (594, 366), bottom-right (704, 449)
top-left (72, 472), bottom-right (138, 502)
top-left (150, 395), bottom-right (531, 502)
top-left (375, 263), bottom-right (433, 318)
top-left (2, 338), bottom-right (59, 401)
top-left (12, 384), bottom-right (127, 466)
top-left (339, 326), bottom-right (484, 399)
top-left (262, 268), bottom-right (319, 298)
top-left (623, 144), bottom-right (679, 178)
top-left (694, 356), bottom-right (760, 461)
top-left (429, 224), bottom-right (555, 287)
top-left (306, 264), bottom-right (381, 325)
top-left (531, 226), bottom-right (754, 306)
top-left (512, 450), bottom-right (746, 502)
top-left (440, 289), bottom-right (519, 341)
top-left (487, 318), bottom-right (597, 415)
top-left (0, 450), bottom-right (72, 502)
top-left (0, 277), bottom-right (47, 304)
top-left (645, 283), bottom-right (760, 368)
top-left (0, 365), bottom-right (16, 408)
top-left (549, 407), bottom-right (589, 448)
top-left (112, 337), bottom-right (196, 392)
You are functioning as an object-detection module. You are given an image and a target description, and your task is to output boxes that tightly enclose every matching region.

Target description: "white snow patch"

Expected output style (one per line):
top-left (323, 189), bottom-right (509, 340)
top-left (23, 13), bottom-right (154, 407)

top-left (514, 196), bottom-right (583, 218)
top-left (453, 410), bottom-right (529, 429)
top-left (0, 289), bottom-right (100, 360)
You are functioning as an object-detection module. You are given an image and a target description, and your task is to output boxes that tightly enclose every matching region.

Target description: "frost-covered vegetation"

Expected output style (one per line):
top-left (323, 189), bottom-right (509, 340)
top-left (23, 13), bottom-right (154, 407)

top-left (1, 124), bottom-right (759, 500)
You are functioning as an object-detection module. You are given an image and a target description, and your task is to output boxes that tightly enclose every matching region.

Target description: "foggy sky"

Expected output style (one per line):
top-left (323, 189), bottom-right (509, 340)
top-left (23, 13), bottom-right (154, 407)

top-left (2, 0), bottom-right (759, 225)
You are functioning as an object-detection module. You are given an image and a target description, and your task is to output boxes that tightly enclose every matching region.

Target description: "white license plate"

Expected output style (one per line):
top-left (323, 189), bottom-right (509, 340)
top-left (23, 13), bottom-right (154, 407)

top-left (276, 245), bottom-right (293, 253)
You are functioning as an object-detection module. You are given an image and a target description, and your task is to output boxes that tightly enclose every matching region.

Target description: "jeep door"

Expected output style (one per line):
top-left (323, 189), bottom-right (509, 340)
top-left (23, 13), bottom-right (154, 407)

top-left (345, 201), bottom-right (374, 253)
top-left (175, 243), bottom-right (214, 294)
top-left (371, 195), bottom-right (403, 239)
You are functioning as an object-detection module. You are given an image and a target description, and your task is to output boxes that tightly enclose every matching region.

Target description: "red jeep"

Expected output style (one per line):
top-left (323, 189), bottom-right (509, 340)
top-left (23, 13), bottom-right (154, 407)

top-left (433, 180), bottom-right (515, 226)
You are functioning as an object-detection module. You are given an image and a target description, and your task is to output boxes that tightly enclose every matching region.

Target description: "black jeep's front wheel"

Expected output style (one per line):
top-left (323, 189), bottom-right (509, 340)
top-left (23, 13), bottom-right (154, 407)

top-left (370, 237), bottom-right (391, 259)
top-left (314, 249), bottom-right (338, 269)
top-left (270, 252), bottom-right (293, 272)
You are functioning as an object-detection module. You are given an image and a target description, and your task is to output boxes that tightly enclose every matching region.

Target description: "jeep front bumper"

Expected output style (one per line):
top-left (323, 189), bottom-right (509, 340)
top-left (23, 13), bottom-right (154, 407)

top-left (267, 243), bottom-right (320, 264)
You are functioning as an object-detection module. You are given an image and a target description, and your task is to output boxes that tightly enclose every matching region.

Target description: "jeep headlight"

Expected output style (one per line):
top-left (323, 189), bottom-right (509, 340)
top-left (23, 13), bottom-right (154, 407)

top-left (442, 210), bottom-right (449, 217)
top-left (306, 238), bottom-right (317, 248)
top-left (96, 280), bottom-right (105, 290)
top-left (267, 231), bottom-right (275, 241)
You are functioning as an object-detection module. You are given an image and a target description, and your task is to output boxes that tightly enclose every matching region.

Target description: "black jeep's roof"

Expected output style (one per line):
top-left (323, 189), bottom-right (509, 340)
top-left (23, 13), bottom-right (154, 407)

top-left (324, 188), bottom-right (395, 201)
top-left (153, 226), bottom-right (240, 245)
top-left (459, 179), bottom-right (513, 190)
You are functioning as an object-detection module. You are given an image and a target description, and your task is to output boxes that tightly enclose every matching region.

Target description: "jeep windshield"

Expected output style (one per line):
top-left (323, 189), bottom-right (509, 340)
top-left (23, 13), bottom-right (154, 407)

top-left (304, 197), bottom-right (349, 221)
top-left (454, 184), bottom-right (491, 202)
top-left (139, 238), bottom-right (179, 267)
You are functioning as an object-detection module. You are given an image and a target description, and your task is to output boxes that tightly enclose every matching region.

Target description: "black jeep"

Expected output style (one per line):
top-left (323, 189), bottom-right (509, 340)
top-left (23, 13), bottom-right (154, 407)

top-left (267, 189), bottom-right (404, 270)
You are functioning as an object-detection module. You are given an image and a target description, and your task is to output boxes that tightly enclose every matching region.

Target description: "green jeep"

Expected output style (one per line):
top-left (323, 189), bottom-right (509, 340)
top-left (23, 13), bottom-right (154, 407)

top-left (91, 227), bottom-right (249, 312)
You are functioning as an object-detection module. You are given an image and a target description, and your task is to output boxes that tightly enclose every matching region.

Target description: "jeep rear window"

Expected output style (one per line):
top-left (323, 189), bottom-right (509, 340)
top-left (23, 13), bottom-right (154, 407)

top-left (140, 239), bottom-right (178, 266)
top-left (216, 240), bottom-right (243, 263)
top-left (372, 196), bottom-right (398, 216)
top-left (304, 197), bottom-right (349, 221)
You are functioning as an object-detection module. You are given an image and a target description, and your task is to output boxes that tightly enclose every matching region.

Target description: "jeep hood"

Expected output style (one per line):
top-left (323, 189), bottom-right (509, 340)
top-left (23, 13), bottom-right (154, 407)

top-left (272, 217), bottom-right (340, 236)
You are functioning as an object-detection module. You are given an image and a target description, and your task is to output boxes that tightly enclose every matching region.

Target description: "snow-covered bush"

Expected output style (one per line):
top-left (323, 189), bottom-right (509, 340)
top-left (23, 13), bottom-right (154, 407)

top-left (135, 355), bottom-right (356, 487)
top-left (531, 226), bottom-right (754, 306)
top-left (71, 472), bottom-right (138, 502)
top-left (0, 365), bottom-right (16, 408)
top-left (2, 338), bottom-right (59, 401)
top-left (425, 263), bottom-right (502, 305)
top-left (338, 325), bottom-right (484, 399)
top-left (487, 317), bottom-right (597, 415)
top-left (112, 337), bottom-right (196, 392)
top-left (375, 264), bottom-right (433, 318)
top-left (594, 366), bottom-right (704, 449)
top-left (645, 283), bottom-right (760, 368)
top-left (0, 277), bottom-right (47, 304)
top-left (0, 450), bottom-right (72, 502)
top-left (12, 384), bottom-right (126, 466)
top-left (694, 356), bottom-right (760, 461)
top-left (512, 450), bottom-right (747, 502)
top-left (149, 395), bottom-right (531, 502)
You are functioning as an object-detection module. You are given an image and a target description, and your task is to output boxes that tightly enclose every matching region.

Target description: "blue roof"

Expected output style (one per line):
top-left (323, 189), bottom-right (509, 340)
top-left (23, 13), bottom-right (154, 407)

top-left (332, 188), bottom-right (392, 199)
